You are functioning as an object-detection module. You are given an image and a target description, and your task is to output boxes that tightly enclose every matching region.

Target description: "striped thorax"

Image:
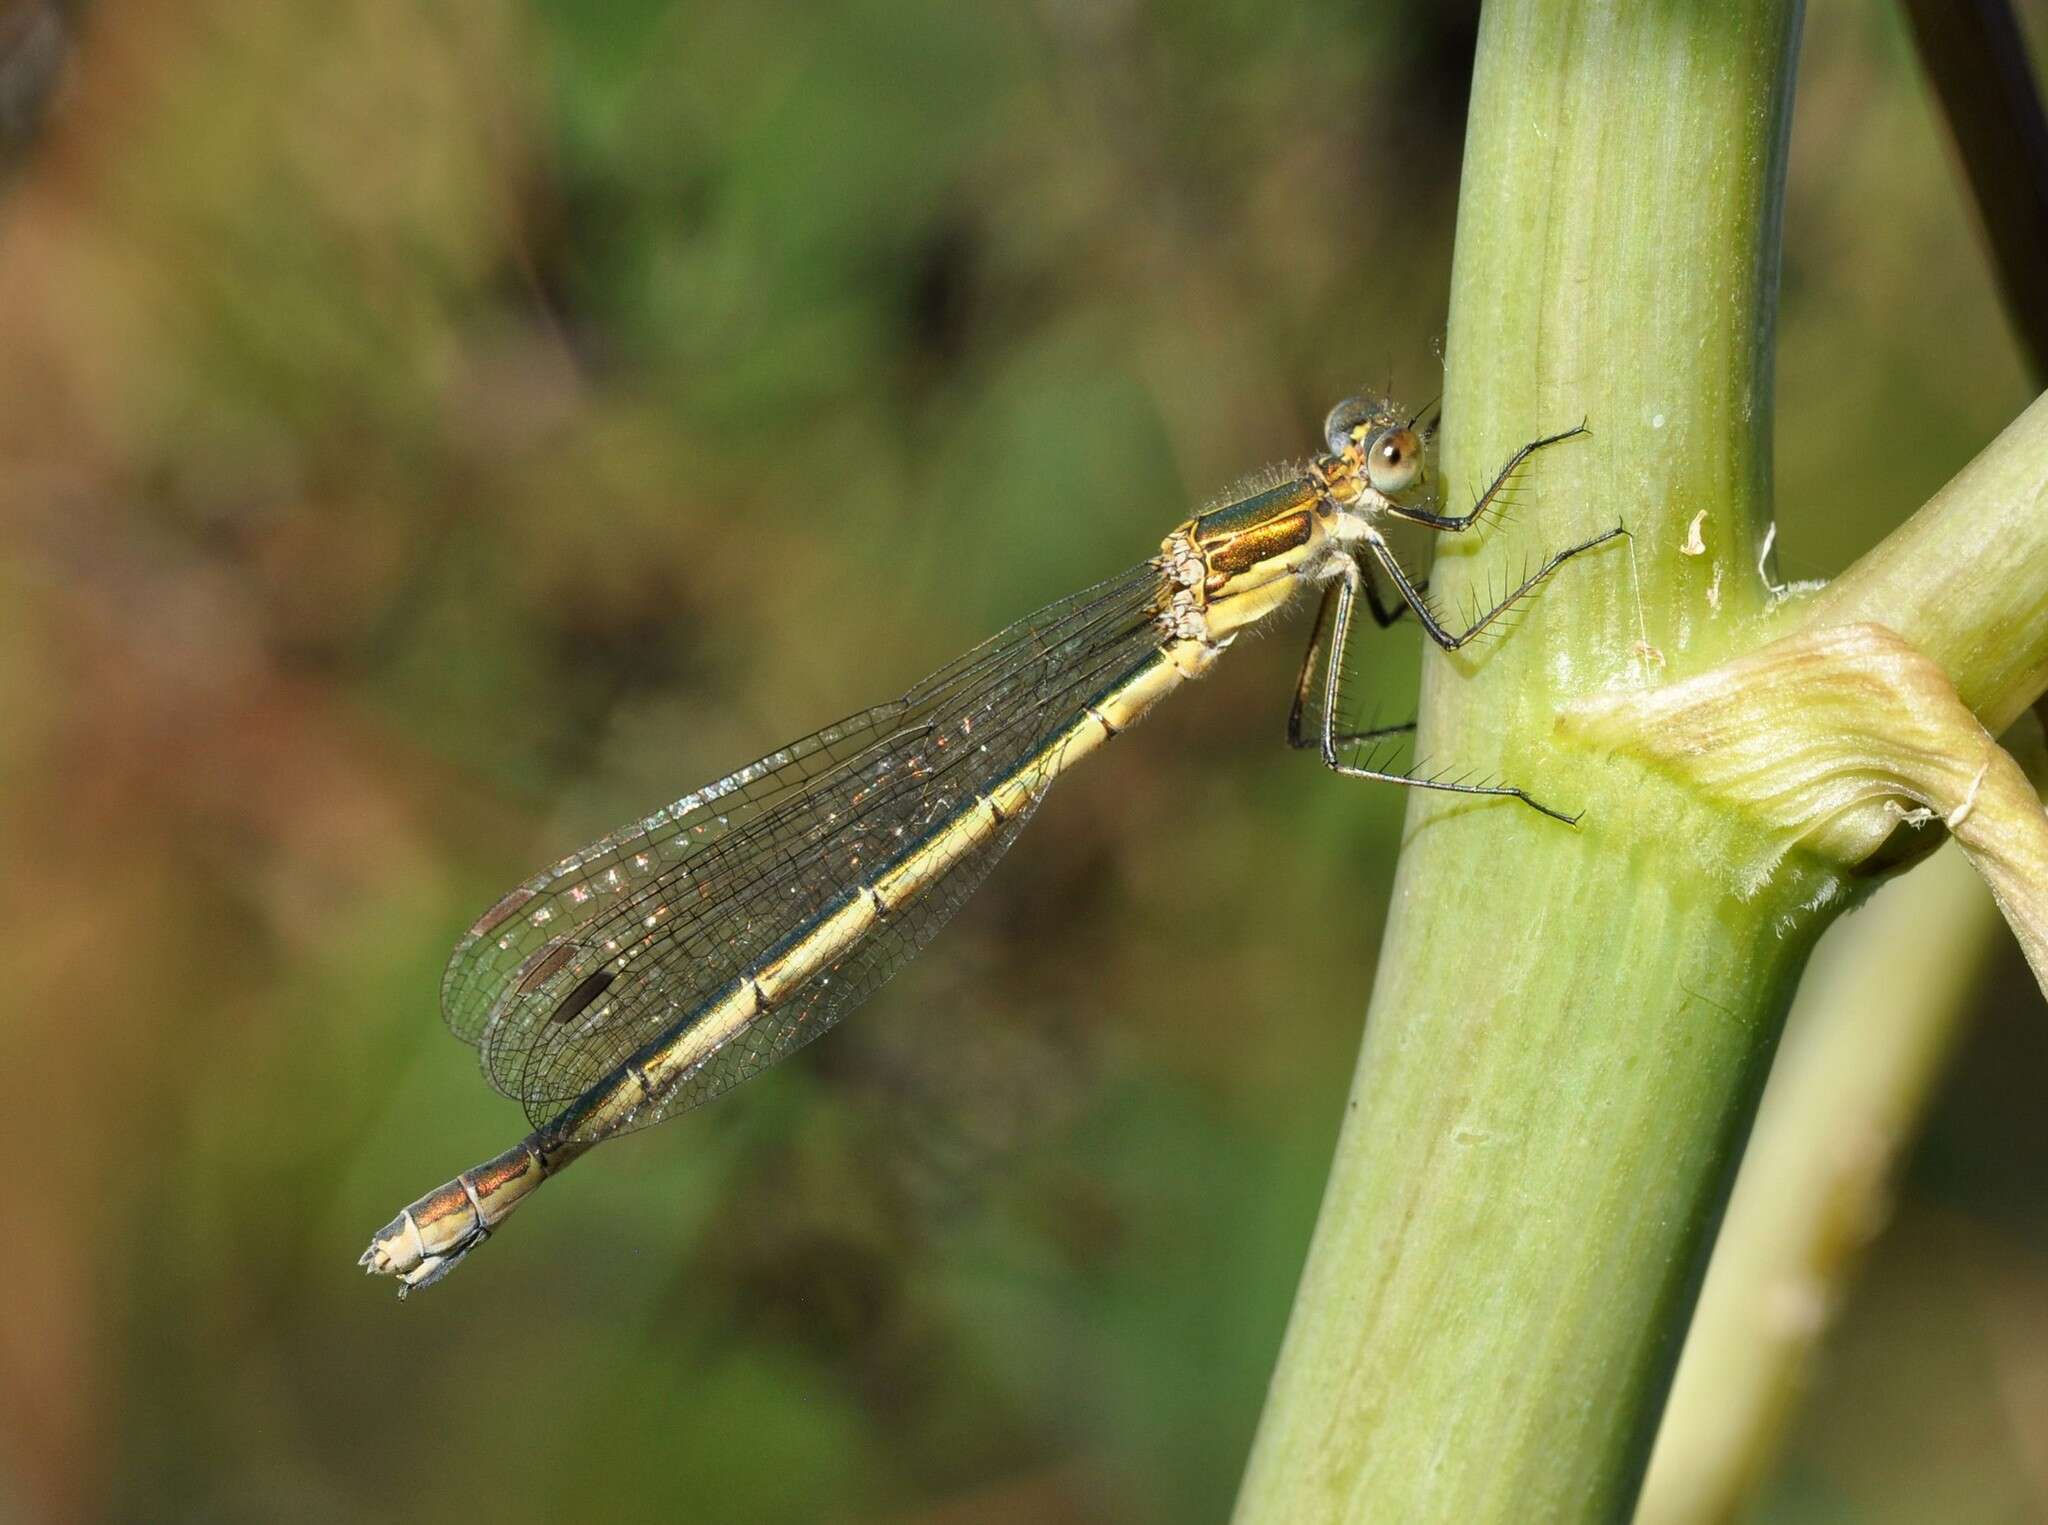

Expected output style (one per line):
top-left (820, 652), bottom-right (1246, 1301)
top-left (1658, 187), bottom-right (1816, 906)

top-left (1158, 394), bottom-right (1428, 646)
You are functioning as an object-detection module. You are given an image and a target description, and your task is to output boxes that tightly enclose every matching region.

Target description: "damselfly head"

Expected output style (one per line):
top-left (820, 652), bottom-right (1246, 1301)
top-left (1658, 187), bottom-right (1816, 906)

top-left (1322, 392), bottom-right (1403, 456)
top-left (1323, 393), bottom-right (1429, 496)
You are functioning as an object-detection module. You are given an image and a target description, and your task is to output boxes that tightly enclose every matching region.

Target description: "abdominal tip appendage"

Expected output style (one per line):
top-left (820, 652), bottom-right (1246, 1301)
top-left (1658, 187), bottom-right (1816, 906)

top-left (360, 1210), bottom-right (420, 1284)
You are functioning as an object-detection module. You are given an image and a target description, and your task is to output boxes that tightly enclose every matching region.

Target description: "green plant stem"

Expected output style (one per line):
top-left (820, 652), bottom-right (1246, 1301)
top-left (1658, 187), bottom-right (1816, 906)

top-left (1634, 840), bottom-right (2005, 1524)
top-left (1234, 4), bottom-right (1806, 1519)
top-left (1781, 386), bottom-right (2048, 734)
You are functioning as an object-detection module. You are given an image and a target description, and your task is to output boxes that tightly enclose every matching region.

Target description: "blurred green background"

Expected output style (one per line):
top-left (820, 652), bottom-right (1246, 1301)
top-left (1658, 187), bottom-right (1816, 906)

top-left (0, 2), bottom-right (2044, 1521)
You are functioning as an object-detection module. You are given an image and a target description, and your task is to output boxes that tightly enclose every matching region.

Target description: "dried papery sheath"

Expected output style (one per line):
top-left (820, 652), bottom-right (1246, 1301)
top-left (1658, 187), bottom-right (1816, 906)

top-left (1561, 621), bottom-right (2048, 995)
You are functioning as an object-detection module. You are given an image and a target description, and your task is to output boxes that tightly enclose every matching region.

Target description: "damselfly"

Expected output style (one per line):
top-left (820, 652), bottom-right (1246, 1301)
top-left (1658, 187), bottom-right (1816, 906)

top-left (362, 394), bottom-right (1620, 1295)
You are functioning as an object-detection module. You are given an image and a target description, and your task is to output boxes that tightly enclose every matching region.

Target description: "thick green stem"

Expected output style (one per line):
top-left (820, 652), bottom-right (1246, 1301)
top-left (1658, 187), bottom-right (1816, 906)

top-left (1235, 4), bottom-right (1805, 1520)
top-left (1635, 841), bottom-right (2004, 1524)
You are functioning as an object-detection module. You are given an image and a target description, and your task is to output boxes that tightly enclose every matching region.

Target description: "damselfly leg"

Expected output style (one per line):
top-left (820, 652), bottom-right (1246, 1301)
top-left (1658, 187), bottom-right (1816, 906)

top-left (1285, 578), bottom-right (1417, 753)
top-left (1287, 425), bottom-right (1626, 822)
top-left (1364, 525), bottom-right (1627, 656)
top-left (1358, 554), bottom-right (1417, 630)
top-left (1383, 422), bottom-right (1590, 534)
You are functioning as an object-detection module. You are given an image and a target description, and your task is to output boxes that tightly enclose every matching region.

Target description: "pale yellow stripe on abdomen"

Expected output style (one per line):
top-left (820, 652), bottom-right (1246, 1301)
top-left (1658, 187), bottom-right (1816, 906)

top-left (877, 640), bottom-right (1208, 903)
top-left (557, 638), bottom-right (1217, 1147)
top-left (556, 881), bottom-right (889, 1136)
top-left (606, 978), bottom-right (759, 1123)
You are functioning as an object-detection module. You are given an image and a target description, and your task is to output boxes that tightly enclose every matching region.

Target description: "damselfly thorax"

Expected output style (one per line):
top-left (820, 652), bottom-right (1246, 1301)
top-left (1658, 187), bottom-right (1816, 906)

top-left (361, 394), bottom-right (1621, 1296)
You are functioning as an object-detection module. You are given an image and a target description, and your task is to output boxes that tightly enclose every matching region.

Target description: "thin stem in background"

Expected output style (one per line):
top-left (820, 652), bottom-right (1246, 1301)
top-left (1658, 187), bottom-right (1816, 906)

top-left (1899, 0), bottom-right (2048, 386)
top-left (0, 1), bottom-right (66, 178)
top-left (1637, 813), bottom-right (2028, 1522)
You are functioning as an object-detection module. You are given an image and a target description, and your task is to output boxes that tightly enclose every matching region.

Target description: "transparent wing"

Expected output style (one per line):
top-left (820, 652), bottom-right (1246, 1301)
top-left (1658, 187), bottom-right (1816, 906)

top-left (564, 765), bottom-right (1049, 1144)
top-left (438, 558), bottom-right (1171, 1128)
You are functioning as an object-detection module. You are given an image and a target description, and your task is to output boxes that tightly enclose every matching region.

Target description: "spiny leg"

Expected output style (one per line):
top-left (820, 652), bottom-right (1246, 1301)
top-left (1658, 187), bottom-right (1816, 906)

top-left (1286, 579), bottom-right (1417, 752)
top-left (1307, 569), bottom-right (1581, 824)
top-left (1387, 422), bottom-right (1587, 533)
top-left (1367, 525), bottom-right (1625, 654)
top-left (1359, 553), bottom-right (1416, 629)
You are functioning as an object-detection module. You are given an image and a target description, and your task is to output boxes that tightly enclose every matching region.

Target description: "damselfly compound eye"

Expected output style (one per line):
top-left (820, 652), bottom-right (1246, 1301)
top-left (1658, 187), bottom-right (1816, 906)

top-left (1365, 426), bottom-right (1423, 494)
top-left (1323, 393), bottom-right (1399, 455)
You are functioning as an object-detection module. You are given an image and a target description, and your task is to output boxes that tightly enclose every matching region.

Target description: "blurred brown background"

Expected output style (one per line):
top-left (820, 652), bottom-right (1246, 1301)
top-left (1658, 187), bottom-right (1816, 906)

top-left (0, 2), bottom-right (2043, 1521)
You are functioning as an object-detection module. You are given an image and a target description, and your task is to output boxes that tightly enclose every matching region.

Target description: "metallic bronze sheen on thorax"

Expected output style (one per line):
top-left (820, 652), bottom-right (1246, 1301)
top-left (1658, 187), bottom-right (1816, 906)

top-left (1191, 477), bottom-right (1321, 544)
top-left (1204, 507), bottom-right (1316, 580)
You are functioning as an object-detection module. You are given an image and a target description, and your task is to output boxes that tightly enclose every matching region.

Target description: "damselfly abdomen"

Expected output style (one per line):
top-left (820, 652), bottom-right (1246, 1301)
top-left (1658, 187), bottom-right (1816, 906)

top-left (361, 395), bottom-right (1619, 1295)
